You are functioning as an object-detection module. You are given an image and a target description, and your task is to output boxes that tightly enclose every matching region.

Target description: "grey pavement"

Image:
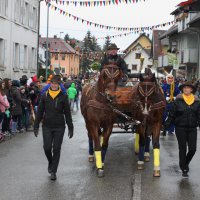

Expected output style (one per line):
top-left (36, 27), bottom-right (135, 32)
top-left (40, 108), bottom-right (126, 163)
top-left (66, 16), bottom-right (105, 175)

top-left (0, 110), bottom-right (200, 200)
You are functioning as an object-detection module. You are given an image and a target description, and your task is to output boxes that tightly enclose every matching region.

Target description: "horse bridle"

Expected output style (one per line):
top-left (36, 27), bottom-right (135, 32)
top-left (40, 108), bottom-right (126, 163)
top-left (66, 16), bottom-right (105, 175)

top-left (138, 82), bottom-right (156, 115)
top-left (102, 65), bottom-right (120, 80)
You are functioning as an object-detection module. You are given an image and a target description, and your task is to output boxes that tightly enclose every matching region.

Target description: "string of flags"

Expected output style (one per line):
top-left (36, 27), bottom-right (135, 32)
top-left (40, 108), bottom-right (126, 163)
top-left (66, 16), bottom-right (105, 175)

top-left (96, 31), bottom-right (143, 40)
top-left (47, 2), bottom-right (175, 32)
top-left (46, 0), bottom-right (147, 7)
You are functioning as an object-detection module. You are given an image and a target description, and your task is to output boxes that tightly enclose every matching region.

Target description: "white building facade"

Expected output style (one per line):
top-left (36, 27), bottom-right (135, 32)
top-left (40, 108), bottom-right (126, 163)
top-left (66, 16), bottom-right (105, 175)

top-left (124, 44), bottom-right (153, 73)
top-left (0, 0), bottom-right (39, 79)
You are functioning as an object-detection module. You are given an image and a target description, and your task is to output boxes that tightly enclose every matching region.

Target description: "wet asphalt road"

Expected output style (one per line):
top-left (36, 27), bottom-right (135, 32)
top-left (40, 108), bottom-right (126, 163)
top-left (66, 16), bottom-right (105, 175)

top-left (0, 109), bottom-right (200, 200)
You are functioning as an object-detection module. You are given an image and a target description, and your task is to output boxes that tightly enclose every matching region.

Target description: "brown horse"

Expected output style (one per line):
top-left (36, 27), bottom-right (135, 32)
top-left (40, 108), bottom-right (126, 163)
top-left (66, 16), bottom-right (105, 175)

top-left (80, 64), bottom-right (123, 177)
top-left (132, 68), bottom-right (165, 177)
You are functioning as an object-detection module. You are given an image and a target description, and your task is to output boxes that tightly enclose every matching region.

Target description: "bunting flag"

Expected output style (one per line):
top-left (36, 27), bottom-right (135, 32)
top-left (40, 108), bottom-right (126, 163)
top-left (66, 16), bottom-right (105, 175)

top-left (95, 31), bottom-right (141, 40)
top-left (47, 2), bottom-right (175, 32)
top-left (45, 0), bottom-right (147, 7)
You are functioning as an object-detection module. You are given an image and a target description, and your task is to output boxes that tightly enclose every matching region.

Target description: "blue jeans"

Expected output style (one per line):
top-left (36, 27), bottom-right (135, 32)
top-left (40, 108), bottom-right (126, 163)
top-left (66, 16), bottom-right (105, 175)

top-left (23, 108), bottom-right (30, 130)
top-left (69, 99), bottom-right (74, 111)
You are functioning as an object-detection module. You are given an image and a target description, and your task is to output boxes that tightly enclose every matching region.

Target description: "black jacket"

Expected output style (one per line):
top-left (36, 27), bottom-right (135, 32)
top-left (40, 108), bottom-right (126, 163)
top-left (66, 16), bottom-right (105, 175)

top-left (11, 86), bottom-right (22, 116)
top-left (165, 94), bottom-right (200, 128)
top-left (34, 90), bottom-right (73, 131)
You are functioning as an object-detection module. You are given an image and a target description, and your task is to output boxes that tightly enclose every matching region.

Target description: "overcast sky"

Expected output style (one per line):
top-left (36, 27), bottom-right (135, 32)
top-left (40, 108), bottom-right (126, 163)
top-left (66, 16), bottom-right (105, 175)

top-left (39, 0), bottom-right (181, 50)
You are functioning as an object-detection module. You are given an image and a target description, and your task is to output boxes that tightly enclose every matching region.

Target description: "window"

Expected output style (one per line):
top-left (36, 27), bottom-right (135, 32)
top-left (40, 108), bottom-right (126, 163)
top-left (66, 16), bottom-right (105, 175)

top-left (0, 0), bottom-right (8, 17)
top-left (61, 54), bottom-right (65, 60)
top-left (24, 45), bottom-right (28, 69)
top-left (61, 68), bottom-right (65, 73)
top-left (24, 2), bottom-right (29, 26)
top-left (28, 6), bottom-right (33, 28)
top-left (55, 54), bottom-right (58, 60)
top-left (31, 47), bottom-right (36, 69)
top-left (14, 43), bottom-right (20, 69)
top-left (132, 65), bottom-right (137, 71)
top-left (135, 53), bottom-right (141, 59)
top-left (20, 0), bottom-right (25, 24)
top-left (14, 0), bottom-right (20, 22)
top-left (0, 39), bottom-right (5, 68)
top-left (33, 7), bottom-right (37, 29)
top-left (20, 45), bottom-right (25, 69)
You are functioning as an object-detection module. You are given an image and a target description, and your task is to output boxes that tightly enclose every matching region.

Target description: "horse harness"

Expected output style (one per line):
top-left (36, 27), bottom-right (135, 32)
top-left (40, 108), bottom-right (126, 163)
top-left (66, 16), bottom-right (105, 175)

top-left (137, 82), bottom-right (166, 113)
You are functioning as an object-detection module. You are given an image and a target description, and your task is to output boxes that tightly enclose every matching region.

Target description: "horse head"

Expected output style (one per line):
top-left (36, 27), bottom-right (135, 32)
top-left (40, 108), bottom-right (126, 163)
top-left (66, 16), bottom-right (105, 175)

top-left (138, 69), bottom-right (157, 116)
top-left (98, 64), bottom-right (123, 100)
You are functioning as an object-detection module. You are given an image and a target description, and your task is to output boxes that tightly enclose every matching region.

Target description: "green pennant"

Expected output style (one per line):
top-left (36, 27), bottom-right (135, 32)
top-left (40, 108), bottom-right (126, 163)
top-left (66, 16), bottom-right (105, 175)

top-left (112, 0), bottom-right (115, 4)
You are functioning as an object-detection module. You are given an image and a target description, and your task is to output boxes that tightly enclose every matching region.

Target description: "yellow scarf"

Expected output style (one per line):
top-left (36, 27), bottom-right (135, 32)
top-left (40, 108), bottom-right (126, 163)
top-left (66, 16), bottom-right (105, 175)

top-left (48, 88), bottom-right (61, 99)
top-left (169, 82), bottom-right (175, 102)
top-left (182, 94), bottom-right (195, 105)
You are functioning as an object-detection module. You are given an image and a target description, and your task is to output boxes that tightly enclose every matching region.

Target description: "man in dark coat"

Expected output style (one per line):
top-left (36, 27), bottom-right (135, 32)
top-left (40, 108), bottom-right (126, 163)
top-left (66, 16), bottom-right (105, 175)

top-left (100, 43), bottom-right (128, 75)
top-left (34, 76), bottom-right (74, 181)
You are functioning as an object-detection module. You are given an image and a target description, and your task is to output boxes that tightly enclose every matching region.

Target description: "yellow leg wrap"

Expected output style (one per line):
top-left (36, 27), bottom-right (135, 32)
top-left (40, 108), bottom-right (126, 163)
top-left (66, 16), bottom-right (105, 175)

top-left (153, 149), bottom-right (160, 167)
top-left (134, 133), bottom-right (139, 154)
top-left (100, 135), bottom-right (104, 147)
top-left (95, 151), bottom-right (103, 169)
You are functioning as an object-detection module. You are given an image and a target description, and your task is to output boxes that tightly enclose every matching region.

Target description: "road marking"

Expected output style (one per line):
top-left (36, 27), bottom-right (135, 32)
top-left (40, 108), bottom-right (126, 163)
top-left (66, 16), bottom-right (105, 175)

top-left (132, 174), bottom-right (141, 200)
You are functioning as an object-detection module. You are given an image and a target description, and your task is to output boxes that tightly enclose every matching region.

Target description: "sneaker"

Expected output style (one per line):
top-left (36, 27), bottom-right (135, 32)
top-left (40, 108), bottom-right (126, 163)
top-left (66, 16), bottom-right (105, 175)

top-left (50, 172), bottom-right (57, 181)
top-left (182, 170), bottom-right (189, 178)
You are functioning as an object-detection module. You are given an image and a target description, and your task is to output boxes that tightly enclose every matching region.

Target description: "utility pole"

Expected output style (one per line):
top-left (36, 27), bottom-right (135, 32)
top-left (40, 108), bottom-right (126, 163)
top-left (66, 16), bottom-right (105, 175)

top-left (59, 32), bottom-right (63, 75)
top-left (45, 0), bottom-right (50, 80)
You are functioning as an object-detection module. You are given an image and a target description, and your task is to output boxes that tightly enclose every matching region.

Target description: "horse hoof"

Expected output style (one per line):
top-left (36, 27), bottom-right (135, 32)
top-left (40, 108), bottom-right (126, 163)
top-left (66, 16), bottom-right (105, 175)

top-left (88, 155), bottom-right (94, 162)
top-left (153, 170), bottom-right (160, 177)
top-left (144, 156), bottom-right (150, 162)
top-left (137, 163), bottom-right (144, 170)
top-left (97, 169), bottom-right (104, 177)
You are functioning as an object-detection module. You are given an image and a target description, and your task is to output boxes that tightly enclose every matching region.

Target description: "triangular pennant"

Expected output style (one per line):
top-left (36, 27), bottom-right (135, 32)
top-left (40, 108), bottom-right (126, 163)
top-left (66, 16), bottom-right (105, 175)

top-left (115, 0), bottom-right (118, 4)
top-left (100, 1), bottom-right (102, 6)
top-left (60, 9), bottom-right (62, 14)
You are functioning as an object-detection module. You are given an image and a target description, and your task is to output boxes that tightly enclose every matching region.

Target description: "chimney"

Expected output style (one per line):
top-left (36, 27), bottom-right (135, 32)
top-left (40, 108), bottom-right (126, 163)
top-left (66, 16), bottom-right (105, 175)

top-left (54, 35), bottom-right (57, 38)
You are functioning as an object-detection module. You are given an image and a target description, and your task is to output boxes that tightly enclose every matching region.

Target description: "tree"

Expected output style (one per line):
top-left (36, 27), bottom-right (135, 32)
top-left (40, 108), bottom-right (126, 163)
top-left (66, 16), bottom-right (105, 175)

top-left (80, 31), bottom-right (102, 73)
top-left (64, 34), bottom-right (70, 42)
top-left (103, 36), bottom-right (111, 52)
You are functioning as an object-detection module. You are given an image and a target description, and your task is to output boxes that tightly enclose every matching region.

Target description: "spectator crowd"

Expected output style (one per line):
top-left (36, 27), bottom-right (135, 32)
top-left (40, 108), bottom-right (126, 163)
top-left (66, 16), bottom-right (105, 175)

top-left (0, 74), bottom-right (82, 142)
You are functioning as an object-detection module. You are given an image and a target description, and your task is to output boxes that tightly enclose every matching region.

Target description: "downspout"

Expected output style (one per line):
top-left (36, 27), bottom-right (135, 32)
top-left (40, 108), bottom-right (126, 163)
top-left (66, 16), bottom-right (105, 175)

top-left (36, 0), bottom-right (42, 78)
top-left (197, 33), bottom-right (200, 79)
